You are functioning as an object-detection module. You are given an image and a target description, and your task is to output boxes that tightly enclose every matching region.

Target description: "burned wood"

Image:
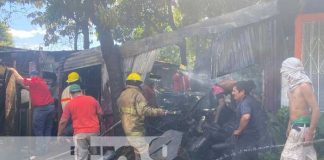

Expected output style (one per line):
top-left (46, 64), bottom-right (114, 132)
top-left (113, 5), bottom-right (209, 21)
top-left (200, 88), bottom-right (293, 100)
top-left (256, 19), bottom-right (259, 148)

top-left (4, 73), bottom-right (18, 135)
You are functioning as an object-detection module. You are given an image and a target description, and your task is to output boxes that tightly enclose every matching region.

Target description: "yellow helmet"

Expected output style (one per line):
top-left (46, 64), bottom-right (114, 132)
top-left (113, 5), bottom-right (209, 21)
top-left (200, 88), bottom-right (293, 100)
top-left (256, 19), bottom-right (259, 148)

top-left (179, 64), bottom-right (187, 71)
top-left (126, 72), bottom-right (142, 81)
top-left (66, 72), bottom-right (80, 83)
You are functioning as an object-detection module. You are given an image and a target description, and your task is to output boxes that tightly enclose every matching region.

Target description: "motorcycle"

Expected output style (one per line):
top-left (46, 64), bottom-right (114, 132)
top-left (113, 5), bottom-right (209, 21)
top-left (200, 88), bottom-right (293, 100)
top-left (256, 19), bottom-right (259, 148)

top-left (149, 91), bottom-right (237, 160)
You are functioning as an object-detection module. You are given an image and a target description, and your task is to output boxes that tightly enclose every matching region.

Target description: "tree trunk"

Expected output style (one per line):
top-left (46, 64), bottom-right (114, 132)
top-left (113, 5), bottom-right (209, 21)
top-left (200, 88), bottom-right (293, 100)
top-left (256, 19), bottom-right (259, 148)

top-left (96, 25), bottom-right (125, 134)
top-left (84, 0), bottom-right (125, 135)
top-left (81, 20), bottom-right (90, 50)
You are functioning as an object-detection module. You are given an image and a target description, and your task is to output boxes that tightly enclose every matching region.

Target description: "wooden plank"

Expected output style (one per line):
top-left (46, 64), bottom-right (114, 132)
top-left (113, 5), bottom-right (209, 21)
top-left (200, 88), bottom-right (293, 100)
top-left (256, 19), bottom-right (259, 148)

top-left (120, 1), bottom-right (278, 58)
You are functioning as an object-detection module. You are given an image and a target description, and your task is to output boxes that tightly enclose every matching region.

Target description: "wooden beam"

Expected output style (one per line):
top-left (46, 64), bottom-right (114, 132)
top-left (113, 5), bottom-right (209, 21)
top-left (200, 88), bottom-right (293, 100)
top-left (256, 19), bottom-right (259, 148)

top-left (120, 1), bottom-right (278, 58)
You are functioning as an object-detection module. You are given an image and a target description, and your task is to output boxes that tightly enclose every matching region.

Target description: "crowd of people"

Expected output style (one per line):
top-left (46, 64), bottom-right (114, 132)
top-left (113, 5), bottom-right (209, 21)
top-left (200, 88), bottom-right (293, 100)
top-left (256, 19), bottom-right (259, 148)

top-left (6, 56), bottom-right (320, 160)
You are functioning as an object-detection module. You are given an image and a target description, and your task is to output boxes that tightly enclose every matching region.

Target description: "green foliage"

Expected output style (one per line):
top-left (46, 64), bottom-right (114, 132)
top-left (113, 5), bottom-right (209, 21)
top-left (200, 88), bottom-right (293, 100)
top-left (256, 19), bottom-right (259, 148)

top-left (157, 38), bottom-right (196, 69)
top-left (112, 0), bottom-right (171, 42)
top-left (259, 107), bottom-right (289, 159)
top-left (157, 45), bottom-right (181, 65)
top-left (269, 107), bottom-right (289, 144)
top-left (27, 0), bottom-right (93, 49)
top-left (186, 38), bottom-right (197, 68)
top-left (315, 114), bottom-right (324, 159)
top-left (0, 22), bottom-right (13, 46)
top-left (132, 26), bottom-right (144, 40)
top-left (172, 7), bottom-right (182, 27)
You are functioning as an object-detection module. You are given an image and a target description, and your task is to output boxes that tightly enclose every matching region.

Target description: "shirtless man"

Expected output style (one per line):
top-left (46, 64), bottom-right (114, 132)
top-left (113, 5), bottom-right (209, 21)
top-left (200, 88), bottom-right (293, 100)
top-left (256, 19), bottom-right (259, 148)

top-left (280, 57), bottom-right (320, 160)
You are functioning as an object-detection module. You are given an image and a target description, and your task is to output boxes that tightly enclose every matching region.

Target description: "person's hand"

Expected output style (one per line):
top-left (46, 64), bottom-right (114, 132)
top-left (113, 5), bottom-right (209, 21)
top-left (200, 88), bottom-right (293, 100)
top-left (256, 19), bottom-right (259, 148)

top-left (7, 67), bottom-right (14, 72)
top-left (304, 129), bottom-right (315, 145)
top-left (57, 136), bottom-right (72, 144)
top-left (233, 129), bottom-right (241, 137)
top-left (56, 136), bottom-right (63, 144)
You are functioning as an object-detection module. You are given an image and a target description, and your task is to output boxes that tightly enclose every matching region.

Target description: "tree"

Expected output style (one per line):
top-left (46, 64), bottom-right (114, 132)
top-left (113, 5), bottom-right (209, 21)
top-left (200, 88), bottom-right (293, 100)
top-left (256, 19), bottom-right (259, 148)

top-left (27, 0), bottom-right (92, 50)
top-left (0, 22), bottom-right (14, 46)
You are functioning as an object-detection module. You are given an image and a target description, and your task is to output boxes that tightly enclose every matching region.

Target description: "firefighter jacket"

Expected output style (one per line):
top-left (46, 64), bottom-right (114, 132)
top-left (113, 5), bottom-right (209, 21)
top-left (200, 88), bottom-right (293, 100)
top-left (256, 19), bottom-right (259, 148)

top-left (117, 85), bottom-right (166, 136)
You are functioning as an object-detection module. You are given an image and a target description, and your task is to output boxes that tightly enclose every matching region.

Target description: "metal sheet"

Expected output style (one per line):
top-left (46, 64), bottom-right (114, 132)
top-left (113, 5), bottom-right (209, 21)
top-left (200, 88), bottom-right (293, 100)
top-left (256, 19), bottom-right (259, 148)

top-left (123, 50), bottom-right (158, 80)
top-left (63, 48), bottom-right (103, 72)
top-left (64, 47), bottom-right (158, 80)
top-left (211, 20), bottom-right (275, 78)
top-left (120, 0), bottom-right (278, 58)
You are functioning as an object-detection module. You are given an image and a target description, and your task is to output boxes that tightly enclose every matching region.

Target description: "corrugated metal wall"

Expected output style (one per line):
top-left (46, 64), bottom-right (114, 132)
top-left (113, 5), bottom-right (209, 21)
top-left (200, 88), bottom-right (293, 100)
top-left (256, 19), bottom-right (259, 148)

top-left (123, 50), bottom-right (159, 80)
top-left (211, 20), bottom-right (276, 78)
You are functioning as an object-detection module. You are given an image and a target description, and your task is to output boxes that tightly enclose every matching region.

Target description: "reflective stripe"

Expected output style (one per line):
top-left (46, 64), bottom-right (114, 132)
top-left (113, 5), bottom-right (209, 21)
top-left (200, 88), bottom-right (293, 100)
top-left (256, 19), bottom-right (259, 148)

top-left (61, 98), bottom-right (71, 102)
top-left (120, 107), bottom-right (137, 115)
top-left (127, 132), bottom-right (144, 136)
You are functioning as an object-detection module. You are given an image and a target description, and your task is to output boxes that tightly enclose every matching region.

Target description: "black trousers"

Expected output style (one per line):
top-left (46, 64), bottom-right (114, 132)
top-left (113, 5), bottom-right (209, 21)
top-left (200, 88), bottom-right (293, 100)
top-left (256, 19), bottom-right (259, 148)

top-left (232, 134), bottom-right (259, 160)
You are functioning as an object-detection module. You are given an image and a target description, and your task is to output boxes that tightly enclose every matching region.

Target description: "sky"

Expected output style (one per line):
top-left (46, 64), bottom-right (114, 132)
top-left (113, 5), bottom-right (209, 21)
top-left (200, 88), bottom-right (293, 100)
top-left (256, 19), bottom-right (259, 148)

top-left (3, 3), bottom-right (99, 51)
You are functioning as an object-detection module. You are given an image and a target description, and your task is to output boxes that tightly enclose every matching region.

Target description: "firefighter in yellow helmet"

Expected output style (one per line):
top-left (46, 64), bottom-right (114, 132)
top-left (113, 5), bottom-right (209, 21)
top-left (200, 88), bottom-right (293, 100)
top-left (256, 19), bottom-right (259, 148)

top-left (118, 72), bottom-right (180, 159)
top-left (117, 72), bottom-right (178, 137)
top-left (60, 71), bottom-right (82, 135)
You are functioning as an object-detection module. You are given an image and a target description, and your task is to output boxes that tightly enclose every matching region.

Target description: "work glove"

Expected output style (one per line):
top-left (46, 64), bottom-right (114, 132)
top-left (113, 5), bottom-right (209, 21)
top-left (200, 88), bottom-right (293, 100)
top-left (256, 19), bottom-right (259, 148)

top-left (165, 110), bottom-right (181, 115)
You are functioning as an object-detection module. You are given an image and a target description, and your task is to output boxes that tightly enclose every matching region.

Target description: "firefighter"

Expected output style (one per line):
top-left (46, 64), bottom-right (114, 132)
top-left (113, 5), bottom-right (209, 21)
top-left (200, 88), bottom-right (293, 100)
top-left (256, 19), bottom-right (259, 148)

top-left (118, 72), bottom-right (179, 136)
top-left (117, 72), bottom-right (179, 159)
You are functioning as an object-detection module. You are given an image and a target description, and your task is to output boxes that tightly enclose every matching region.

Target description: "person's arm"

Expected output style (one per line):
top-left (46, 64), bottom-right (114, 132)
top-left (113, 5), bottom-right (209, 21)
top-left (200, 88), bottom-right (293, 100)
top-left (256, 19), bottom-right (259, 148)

top-left (233, 113), bottom-right (251, 136)
top-left (233, 101), bottom-right (252, 136)
top-left (57, 106), bottom-right (71, 136)
top-left (57, 119), bottom-right (68, 136)
top-left (213, 97), bottom-right (226, 123)
top-left (302, 83), bottom-right (320, 142)
top-left (8, 68), bottom-right (26, 87)
top-left (135, 94), bottom-right (167, 117)
top-left (95, 100), bottom-right (104, 120)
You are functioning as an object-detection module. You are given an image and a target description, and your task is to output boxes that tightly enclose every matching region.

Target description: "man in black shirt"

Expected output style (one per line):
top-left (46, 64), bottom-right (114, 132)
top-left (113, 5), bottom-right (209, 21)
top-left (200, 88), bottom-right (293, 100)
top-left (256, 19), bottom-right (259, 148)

top-left (231, 80), bottom-right (263, 160)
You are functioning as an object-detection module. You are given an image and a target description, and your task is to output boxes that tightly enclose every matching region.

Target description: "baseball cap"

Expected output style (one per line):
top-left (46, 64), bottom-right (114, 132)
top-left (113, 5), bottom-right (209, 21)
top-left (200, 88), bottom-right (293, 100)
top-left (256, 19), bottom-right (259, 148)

top-left (69, 84), bottom-right (81, 93)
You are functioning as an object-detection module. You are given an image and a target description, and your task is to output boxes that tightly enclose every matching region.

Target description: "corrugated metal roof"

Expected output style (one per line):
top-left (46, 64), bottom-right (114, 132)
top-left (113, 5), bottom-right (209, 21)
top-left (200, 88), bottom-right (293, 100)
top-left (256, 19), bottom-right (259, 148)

top-left (63, 48), bottom-right (103, 71)
top-left (63, 47), bottom-right (158, 80)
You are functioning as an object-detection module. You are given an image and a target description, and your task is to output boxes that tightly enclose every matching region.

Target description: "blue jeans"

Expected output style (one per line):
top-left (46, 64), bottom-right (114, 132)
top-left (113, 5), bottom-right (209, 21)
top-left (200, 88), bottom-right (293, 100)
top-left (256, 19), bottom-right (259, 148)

top-left (32, 104), bottom-right (55, 156)
top-left (33, 104), bottom-right (55, 136)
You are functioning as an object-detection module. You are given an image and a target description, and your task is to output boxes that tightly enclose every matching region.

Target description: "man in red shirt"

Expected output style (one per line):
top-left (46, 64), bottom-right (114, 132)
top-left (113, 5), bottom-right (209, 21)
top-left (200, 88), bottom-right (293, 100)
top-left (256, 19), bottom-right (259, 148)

top-left (9, 68), bottom-right (55, 158)
top-left (58, 84), bottom-right (103, 160)
top-left (9, 68), bottom-right (55, 135)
